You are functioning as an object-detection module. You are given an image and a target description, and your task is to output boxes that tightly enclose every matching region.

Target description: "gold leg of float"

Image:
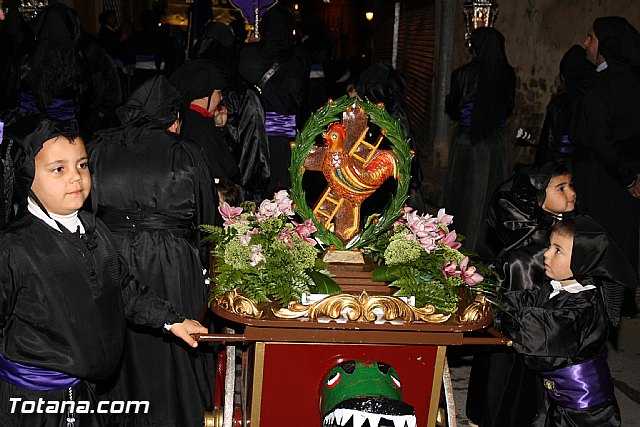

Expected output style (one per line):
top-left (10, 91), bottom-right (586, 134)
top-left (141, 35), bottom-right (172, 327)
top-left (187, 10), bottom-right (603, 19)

top-left (204, 408), bottom-right (224, 427)
top-left (249, 343), bottom-right (266, 427)
top-left (428, 346), bottom-right (447, 427)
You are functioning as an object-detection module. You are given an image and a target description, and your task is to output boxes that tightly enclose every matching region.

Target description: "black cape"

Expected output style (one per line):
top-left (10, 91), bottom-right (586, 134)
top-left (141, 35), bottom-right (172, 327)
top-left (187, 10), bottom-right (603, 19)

top-left (0, 211), bottom-right (183, 426)
top-left (88, 76), bottom-right (217, 427)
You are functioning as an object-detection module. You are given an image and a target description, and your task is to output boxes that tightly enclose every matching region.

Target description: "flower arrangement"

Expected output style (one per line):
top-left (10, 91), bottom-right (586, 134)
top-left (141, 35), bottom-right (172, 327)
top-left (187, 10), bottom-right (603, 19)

top-left (200, 190), bottom-right (341, 306)
top-left (367, 207), bottom-right (497, 314)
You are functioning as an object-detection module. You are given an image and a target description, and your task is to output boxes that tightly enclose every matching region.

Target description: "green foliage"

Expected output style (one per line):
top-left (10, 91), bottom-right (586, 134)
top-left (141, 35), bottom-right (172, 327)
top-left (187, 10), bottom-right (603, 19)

top-left (366, 209), bottom-right (499, 314)
top-left (203, 192), bottom-right (342, 306)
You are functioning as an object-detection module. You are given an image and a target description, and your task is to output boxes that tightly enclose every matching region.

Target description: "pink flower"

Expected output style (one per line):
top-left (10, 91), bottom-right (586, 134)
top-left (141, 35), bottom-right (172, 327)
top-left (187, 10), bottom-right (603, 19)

top-left (278, 228), bottom-right (295, 247)
top-left (249, 244), bottom-right (266, 266)
top-left (418, 236), bottom-right (437, 252)
top-left (460, 257), bottom-right (483, 286)
top-left (441, 230), bottom-right (462, 250)
top-left (219, 202), bottom-right (243, 226)
top-left (257, 200), bottom-right (279, 219)
top-left (442, 260), bottom-right (459, 278)
top-left (436, 208), bottom-right (454, 227)
top-left (238, 228), bottom-right (259, 246)
top-left (293, 219), bottom-right (317, 246)
top-left (274, 190), bottom-right (295, 217)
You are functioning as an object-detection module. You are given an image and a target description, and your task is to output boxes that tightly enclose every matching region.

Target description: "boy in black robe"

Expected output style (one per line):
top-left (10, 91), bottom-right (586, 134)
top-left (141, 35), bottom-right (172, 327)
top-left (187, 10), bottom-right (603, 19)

top-left (467, 162), bottom-right (576, 426)
top-left (499, 216), bottom-right (637, 426)
top-left (0, 116), bottom-right (207, 426)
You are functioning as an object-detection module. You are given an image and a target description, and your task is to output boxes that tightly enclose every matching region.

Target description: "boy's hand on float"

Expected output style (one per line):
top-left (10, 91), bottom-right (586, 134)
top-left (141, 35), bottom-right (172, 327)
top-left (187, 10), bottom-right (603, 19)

top-left (169, 319), bottom-right (208, 347)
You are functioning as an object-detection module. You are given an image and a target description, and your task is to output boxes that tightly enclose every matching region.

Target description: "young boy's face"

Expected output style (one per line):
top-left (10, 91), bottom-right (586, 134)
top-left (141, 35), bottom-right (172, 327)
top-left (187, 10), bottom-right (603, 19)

top-left (542, 173), bottom-right (576, 214)
top-left (31, 136), bottom-right (91, 215)
top-left (543, 231), bottom-right (574, 280)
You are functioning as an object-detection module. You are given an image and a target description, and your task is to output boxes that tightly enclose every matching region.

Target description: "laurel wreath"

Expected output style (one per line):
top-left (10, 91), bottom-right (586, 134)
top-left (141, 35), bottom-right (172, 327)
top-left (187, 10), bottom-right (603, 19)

top-left (289, 95), bottom-right (413, 250)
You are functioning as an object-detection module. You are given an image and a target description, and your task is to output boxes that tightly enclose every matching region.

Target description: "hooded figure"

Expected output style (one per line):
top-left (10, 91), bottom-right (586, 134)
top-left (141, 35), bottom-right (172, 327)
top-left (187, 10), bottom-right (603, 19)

top-left (536, 45), bottom-right (596, 164)
top-left (593, 16), bottom-right (640, 69)
top-left (0, 114), bottom-right (197, 427)
top-left (170, 59), bottom-right (240, 184)
top-left (238, 4), bottom-right (308, 197)
top-left (19, 3), bottom-right (88, 120)
top-left (442, 27), bottom-right (516, 260)
top-left (500, 216), bottom-right (637, 427)
top-left (88, 75), bottom-right (216, 427)
top-left (467, 162), bottom-right (573, 427)
top-left (570, 16), bottom-right (640, 317)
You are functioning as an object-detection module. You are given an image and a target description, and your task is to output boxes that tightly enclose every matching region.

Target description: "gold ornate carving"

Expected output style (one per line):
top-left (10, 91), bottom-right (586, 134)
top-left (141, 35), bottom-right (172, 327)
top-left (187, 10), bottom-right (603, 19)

top-left (272, 291), bottom-right (451, 323)
top-left (457, 295), bottom-right (491, 324)
top-left (214, 290), bottom-right (264, 318)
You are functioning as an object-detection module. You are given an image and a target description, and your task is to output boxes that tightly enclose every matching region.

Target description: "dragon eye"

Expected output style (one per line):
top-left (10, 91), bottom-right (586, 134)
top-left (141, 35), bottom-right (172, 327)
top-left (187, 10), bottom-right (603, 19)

top-left (331, 133), bottom-right (338, 140)
top-left (326, 372), bottom-right (341, 389)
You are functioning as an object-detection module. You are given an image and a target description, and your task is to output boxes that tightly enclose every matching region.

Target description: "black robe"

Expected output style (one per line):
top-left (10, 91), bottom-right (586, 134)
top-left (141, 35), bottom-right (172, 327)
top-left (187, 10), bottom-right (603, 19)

top-left (500, 283), bottom-right (620, 426)
top-left (239, 45), bottom-right (308, 198)
top-left (89, 128), bottom-right (216, 427)
top-left (0, 212), bottom-right (183, 427)
top-left (442, 60), bottom-right (515, 260)
top-left (571, 63), bottom-right (640, 270)
top-left (467, 186), bottom-right (559, 426)
top-left (181, 107), bottom-right (240, 184)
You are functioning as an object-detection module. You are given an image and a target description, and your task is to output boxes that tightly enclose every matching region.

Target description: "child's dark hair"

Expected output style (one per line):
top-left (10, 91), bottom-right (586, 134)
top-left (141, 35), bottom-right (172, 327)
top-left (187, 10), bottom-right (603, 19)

top-left (550, 162), bottom-right (571, 178)
top-left (551, 217), bottom-right (575, 238)
top-left (217, 179), bottom-right (243, 207)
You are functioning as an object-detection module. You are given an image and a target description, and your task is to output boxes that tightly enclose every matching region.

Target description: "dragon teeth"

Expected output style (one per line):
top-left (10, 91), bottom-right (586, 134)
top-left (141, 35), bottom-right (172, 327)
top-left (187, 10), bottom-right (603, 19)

top-left (352, 412), bottom-right (367, 427)
top-left (323, 409), bottom-right (417, 427)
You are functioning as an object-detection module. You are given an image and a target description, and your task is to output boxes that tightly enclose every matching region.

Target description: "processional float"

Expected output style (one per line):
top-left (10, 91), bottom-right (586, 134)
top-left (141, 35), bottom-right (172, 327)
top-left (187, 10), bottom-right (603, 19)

top-left (197, 96), bottom-right (509, 427)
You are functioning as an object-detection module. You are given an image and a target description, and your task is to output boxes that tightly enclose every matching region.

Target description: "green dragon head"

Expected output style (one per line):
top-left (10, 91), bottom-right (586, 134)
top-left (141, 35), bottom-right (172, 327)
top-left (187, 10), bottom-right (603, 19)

top-left (320, 360), bottom-right (416, 427)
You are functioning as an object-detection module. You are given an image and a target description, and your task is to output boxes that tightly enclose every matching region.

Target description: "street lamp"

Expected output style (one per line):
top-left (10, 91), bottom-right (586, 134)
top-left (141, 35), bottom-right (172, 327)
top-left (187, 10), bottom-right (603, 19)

top-left (463, 0), bottom-right (498, 46)
top-left (365, 11), bottom-right (373, 21)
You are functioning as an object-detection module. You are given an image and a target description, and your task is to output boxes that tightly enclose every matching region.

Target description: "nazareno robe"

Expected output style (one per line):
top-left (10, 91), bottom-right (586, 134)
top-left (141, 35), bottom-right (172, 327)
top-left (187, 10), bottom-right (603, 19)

top-left (442, 28), bottom-right (515, 261)
top-left (467, 164), bottom-right (564, 427)
top-left (0, 211), bottom-right (184, 426)
top-left (88, 75), bottom-right (217, 427)
top-left (498, 215), bottom-right (638, 426)
top-left (500, 284), bottom-right (620, 426)
top-left (89, 126), bottom-right (216, 427)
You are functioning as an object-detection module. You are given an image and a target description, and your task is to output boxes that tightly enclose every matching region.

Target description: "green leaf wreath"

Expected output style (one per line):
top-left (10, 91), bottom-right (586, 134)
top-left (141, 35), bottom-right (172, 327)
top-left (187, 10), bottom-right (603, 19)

top-left (289, 95), bottom-right (413, 250)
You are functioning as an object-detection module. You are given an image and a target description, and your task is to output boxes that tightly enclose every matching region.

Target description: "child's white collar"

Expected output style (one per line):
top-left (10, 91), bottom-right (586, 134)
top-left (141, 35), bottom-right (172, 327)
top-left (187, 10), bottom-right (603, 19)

top-left (549, 280), bottom-right (596, 299)
top-left (27, 198), bottom-right (85, 234)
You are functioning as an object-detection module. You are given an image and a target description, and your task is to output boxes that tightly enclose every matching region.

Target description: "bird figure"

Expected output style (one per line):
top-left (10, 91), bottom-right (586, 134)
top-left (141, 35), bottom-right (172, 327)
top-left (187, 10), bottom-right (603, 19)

top-left (321, 122), bottom-right (398, 205)
top-left (303, 110), bottom-right (398, 243)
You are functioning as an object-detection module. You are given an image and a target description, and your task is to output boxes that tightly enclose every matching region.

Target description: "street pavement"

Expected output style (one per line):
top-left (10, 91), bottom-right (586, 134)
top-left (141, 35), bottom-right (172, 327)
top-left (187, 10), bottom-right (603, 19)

top-left (447, 315), bottom-right (640, 426)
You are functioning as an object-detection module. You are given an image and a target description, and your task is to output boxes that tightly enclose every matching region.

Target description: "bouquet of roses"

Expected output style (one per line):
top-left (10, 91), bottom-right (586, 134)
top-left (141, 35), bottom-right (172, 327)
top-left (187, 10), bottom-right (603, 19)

top-left (200, 190), bottom-right (341, 306)
top-left (366, 207), bottom-right (497, 313)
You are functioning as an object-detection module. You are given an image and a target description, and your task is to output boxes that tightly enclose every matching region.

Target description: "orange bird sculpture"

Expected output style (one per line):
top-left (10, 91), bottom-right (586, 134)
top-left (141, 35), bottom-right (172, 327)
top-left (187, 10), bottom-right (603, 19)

top-left (304, 114), bottom-right (398, 243)
top-left (322, 122), bottom-right (398, 205)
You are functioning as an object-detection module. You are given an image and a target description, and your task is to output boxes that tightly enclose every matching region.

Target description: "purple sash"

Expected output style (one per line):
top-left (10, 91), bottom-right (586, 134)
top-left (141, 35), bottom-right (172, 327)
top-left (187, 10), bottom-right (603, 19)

top-left (0, 353), bottom-right (80, 391)
top-left (459, 101), bottom-right (506, 128)
top-left (18, 92), bottom-right (76, 121)
top-left (460, 102), bottom-right (474, 127)
top-left (0, 120), bottom-right (4, 144)
top-left (541, 352), bottom-right (614, 409)
top-left (265, 112), bottom-right (297, 138)
top-left (558, 134), bottom-right (575, 154)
